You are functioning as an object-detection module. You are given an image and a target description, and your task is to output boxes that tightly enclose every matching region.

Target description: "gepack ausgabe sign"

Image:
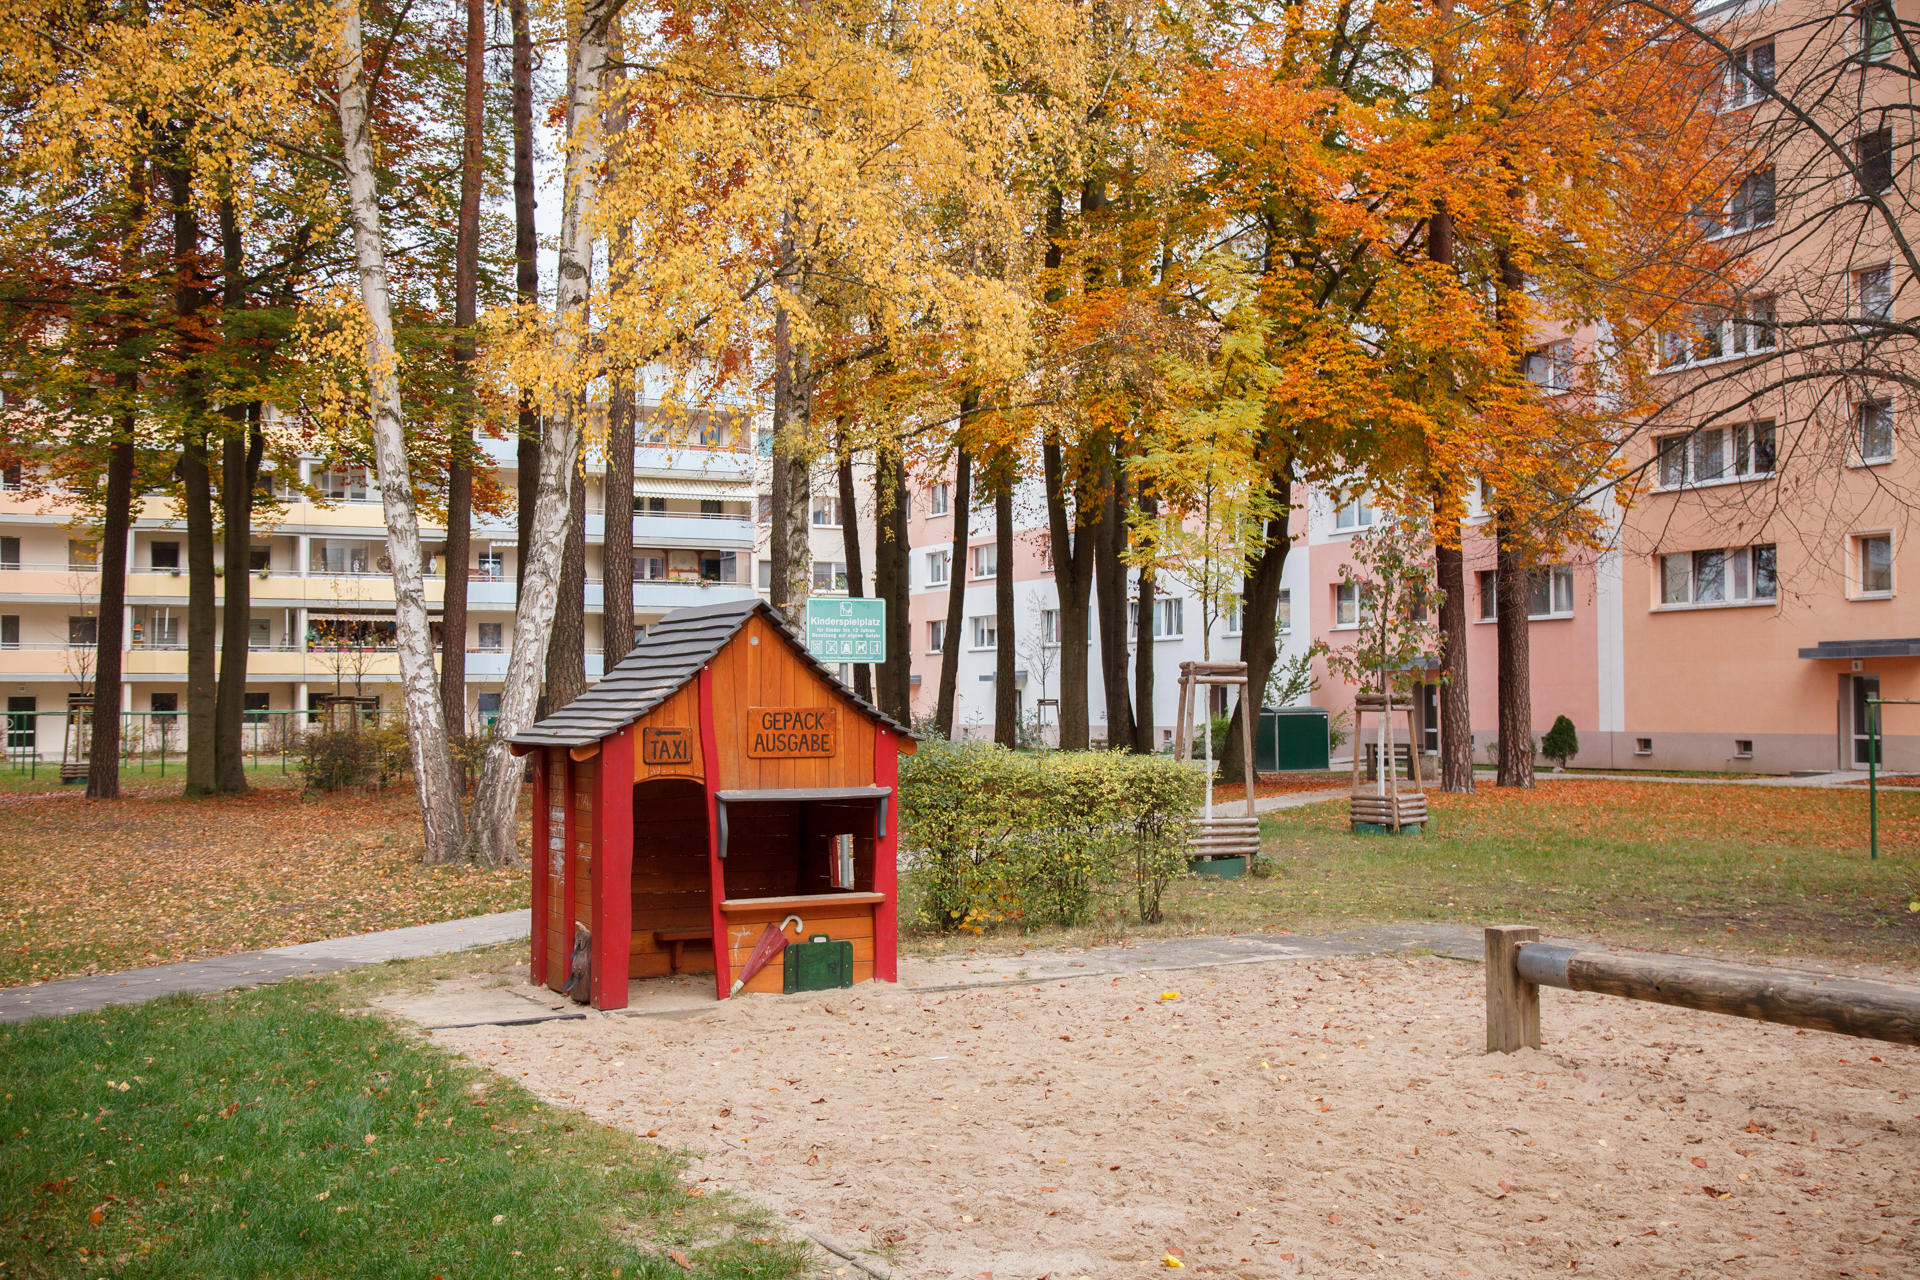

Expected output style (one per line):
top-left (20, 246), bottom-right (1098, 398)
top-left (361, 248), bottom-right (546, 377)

top-left (805, 597), bottom-right (886, 663)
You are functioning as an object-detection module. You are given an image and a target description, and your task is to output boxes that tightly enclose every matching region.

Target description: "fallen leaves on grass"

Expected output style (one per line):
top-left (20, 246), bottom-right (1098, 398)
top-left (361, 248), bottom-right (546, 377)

top-left (0, 780), bottom-right (527, 986)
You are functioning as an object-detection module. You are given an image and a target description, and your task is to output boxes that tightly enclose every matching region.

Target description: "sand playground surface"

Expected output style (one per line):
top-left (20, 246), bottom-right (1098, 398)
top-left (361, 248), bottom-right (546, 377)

top-left (406, 953), bottom-right (1920, 1278)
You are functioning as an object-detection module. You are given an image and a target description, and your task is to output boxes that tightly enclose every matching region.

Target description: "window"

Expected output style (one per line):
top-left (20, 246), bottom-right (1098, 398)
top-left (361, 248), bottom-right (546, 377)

top-left (1693, 427), bottom-right (1727, 481)
top-left (316, 468), bottom-right (373, 502)
top-left (151, 541), bottom-right (179, 570)
top-left (248, 617), bottom-right (271, 648)
top-left (1659, 544), bottom-right (1777, 605)
top-left (1041, 608), bottom-right (1060, 645)
top-left (1277, 587), bottom-right (1292, 632)
top-left (811, 494), bottom-right (841, 527)
top-left (756, 495), bottom-right (772, 524)
top-left (478, 550), bottom-right (504, 579)
top-left (478, 622), bottom-right (503, 650)
top-left (1859, 534), bottom-right (1894, 595)
top-left (1734, 421), bottom-right (1777, 474)
top-left (1333, 493), bottom-right (1374, 531)
top-left (1734, 295), bottom-right (1775, 354)
top-left (68, 615), bottom-right (97, 646)
top-left (1635, 737), bottom-right (1653, 755)
top-left (703, 551), bottom-right (738, 583)
top-left (1727, 169), bottom-right (1775, 234)
top-left (756, 428), bottom-right (773, 458)
top-left (1528, 565), bottom-right (1575, 617)
top-left (757, 559), bottom-right (772, 589)
top-left (928, 483), bottom-right (949, 516)
top-left (700, 499), bottom-right (723, 518)
top-left (928, 619), bottom-right (946, 651)
top-left (1659, 327), bottom-right (1693, 369)
top-left (926, 549), bottom-right (949, 584)
top-left (1334, 581), bottom-right (1360, 627)
top-left (0, 616), bottom-right (16, 647)
top-left (1857, 127), bottom-right (1895, 195)
top-left (151, 692), bottom-right (177, 715)
top-left (1857, 399), bottom-right (1894, 461)
top-left (973, 543), bottom-right (997, 578)
top-left (634, 554), bottom-right (665, 582)
top-left (249, 546), bottom-right (271, 572)
top-left (1735, 739), bottom-right (1754, 757)
top-left (1477, 570), bottom-right (1497, 621)
top-left (901, 491), bottom-right (912, 522)
top-left (1726, 41), bottom-right (1774, 106)
top-left (0, 463), bottom-right (19, 491)
top-left (1860, 2), bottom-right (1894, 61)
top-left (68, 539), bottom-right (96, 570)
top-left (812, 561), bottom-right (848, 592)
top-left (970, 615), bottom-right (996, 649)
top-left (642, 496), bottom-right (667, 517)
top-left (1525, 341), bottom-right (1572, 393)
top-left (1857, 266), bottom-right (1893, 322)
top-left (0, 537), bottom-right (14, 570)
top-left (147, 611), bottom-right (178, 647)
top-left (477, 692), bottom-right (501, 718)
top-left (1150, 597), bottom-right (1184, 638)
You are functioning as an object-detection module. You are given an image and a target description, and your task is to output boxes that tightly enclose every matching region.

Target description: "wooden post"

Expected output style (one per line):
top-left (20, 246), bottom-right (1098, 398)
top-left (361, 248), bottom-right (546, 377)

top-left (1240, 677), bottom-right (1257, 820)
top-left (872, 725), bottom-right (900, 983)
top-left (1174, 663), bottom-right (1192, 762)
top-left (698, 664), bottom-right (730, 1001)
top-left (592, 724), bottom-right (634, 1010)
top-left (1485, 925), bottom-right (1541, 1053)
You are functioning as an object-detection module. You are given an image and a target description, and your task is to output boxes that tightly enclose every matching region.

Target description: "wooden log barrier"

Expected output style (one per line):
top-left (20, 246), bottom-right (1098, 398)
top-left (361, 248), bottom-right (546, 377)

top-left (1485, 925), bottom-right (1920, 1053)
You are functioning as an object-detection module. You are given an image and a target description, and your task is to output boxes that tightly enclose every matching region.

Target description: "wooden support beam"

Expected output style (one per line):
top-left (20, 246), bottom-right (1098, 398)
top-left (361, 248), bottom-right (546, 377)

top-left (1485, 925), bottom-right (1541, 1054)
top-left (1512, 937), bottom-right (1920, 1047)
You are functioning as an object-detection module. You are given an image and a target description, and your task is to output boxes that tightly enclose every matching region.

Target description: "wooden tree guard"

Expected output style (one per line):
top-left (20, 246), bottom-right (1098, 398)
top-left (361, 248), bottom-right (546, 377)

top-left (1349, 691), bottom-right (1427, 833)
top-left (1175, 662), bottom-right (1260, 861)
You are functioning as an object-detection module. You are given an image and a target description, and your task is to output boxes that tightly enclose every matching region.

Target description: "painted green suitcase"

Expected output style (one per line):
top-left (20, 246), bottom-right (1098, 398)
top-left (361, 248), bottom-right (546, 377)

top-left (783, 934), bottom-right (853, 993)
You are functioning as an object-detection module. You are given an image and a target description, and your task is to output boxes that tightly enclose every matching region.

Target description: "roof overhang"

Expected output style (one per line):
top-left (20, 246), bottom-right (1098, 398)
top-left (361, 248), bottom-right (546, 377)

top-left (1798, 639), bottom-right (1920, 659)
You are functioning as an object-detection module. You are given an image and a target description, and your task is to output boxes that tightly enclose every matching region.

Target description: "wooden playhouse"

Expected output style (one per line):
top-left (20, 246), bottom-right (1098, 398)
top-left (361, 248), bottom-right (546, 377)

top-left (509, 598), bottom-right (916, 1009)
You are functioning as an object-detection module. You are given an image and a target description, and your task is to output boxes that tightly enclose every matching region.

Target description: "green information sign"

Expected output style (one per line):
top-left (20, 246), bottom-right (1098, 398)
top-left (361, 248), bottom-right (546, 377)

top-left (805, 597), bottom-right (887, 663)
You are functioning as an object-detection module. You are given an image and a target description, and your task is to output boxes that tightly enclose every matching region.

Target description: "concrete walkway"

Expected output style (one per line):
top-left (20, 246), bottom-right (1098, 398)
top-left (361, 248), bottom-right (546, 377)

top-left (0, 909), bottom-right (531, 1024)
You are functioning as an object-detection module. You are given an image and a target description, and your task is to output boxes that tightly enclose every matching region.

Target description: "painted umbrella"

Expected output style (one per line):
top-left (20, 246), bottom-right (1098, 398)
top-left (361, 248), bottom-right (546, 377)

top-left (728, 915), bottom-right (803, 997)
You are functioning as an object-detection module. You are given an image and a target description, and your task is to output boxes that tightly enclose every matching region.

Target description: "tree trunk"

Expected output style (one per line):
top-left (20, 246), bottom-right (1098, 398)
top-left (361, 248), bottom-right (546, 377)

top-left (1093, 456), bottom-right (1133, 750)
top-left (836, 421), bottom-right (870, 702)
top-left (545, 456), bottom-right (587, 710)
top-left (1131, 479), bottom-right (1156, 755)
top-left (768, 239), bottom-right (812, 626)
top-left (1434, 490), bottom-right (1475, 792)
top-left (89, 427), bottom-right (133, 799)
top-left (873, 443), bottom-right (911, 722)
top-left (993, 465), bottom-right (1015, 747)
top-left (469, 0), bottom-right (615, 864)
top-left (603, 368), bottom-right (635, 663)
top-left (511, 0), bottom-right (539, 600)
top-left (1041, 433), bottom-right (1094, 750)
top-left (934, 436), bottom-right (972, 738)
top-left (216, 418), bottom-right (260, 793)
top-left (1494, 511), bottom-right (1534, 787)
top-left (1219, 455), bottom-right (1294, 785)
top-left (162, 162), bottom-right (218, 798)
top-left (214, 196), bottom-right (255, 794)
top-left (441, 0), bottom-right (482, 740)
top-left (334, 0), bottom-right (469, 861)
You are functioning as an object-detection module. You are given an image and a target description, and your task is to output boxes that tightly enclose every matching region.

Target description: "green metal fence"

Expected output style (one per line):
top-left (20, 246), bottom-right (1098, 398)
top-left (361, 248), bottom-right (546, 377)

top-left (1, 706), bottom-right (414, 781)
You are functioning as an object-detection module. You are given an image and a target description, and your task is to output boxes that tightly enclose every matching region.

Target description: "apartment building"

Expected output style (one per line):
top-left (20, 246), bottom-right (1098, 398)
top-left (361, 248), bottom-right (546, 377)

top-left (0, 401), bottom-right (762, 756)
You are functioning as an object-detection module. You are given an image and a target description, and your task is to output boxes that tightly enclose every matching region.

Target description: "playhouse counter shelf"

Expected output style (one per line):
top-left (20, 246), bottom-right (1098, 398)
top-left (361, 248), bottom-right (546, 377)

top-left (720, 892), bottom-right (886, 994)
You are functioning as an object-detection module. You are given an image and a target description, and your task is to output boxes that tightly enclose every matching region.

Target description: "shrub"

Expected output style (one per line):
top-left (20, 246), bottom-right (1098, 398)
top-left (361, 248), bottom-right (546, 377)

top-left (299, 720), bottom-right (411, 792)
top-left (898, 740), bottom-right (1204, 933)
top-left (1542, 715), bottom-right (1579, 769)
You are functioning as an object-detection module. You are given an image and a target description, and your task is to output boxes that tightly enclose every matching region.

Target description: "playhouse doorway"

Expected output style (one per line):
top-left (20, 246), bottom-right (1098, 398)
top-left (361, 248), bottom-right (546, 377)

top-left (630, 776), bottom-right (714, 978)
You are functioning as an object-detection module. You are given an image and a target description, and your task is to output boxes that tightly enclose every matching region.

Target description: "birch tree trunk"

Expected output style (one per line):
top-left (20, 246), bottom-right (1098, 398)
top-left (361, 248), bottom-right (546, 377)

top-left (467, 0), bottom-right (615, 863)
top-left (333, 0), bottom-right (469, 863)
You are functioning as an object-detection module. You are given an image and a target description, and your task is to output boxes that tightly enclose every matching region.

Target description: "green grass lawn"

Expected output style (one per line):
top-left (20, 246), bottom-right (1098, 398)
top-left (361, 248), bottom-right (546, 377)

top-left (904, 779), bottom-right (1920, 962)
top-left (0, 973), bottom-right (806, 1280)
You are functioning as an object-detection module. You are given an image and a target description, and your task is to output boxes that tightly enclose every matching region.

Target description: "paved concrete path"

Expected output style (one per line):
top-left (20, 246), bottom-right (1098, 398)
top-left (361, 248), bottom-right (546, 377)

top-left (0, 909), bottom-right (531, 1024)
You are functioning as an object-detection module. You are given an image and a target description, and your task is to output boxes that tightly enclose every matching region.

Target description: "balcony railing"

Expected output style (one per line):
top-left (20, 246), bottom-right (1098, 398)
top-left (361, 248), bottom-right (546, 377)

top-left (0, 562), bottom-right (102, 573)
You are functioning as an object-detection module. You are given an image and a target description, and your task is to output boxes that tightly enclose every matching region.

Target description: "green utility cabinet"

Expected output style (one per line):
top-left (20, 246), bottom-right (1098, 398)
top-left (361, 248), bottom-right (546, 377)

top-left (1256, 706), bottom-right (1330, 773)
top-left (783, 934), bottom-right (854, 994)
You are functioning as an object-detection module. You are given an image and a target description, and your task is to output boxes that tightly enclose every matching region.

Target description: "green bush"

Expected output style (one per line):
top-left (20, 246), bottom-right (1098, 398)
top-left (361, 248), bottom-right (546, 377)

top-left (898, 740), bottom-right (1204, 933)
top-left (1542, 715), bottom-right (1580, 768)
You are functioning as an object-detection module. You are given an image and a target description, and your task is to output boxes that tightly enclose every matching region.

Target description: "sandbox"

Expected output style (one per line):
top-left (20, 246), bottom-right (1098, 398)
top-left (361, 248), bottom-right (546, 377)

top-left (421, 954), bottom-right (1919, 1277)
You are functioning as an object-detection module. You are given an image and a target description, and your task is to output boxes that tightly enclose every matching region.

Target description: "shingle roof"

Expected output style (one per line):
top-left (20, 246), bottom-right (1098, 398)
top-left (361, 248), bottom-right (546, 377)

top-left (507, 597), bottom-right (915, 748)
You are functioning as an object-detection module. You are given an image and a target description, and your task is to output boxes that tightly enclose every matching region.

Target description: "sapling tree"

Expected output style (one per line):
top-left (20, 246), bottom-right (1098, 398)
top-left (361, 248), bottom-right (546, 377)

top-left (1324, 514), bottom-right (1444, 757)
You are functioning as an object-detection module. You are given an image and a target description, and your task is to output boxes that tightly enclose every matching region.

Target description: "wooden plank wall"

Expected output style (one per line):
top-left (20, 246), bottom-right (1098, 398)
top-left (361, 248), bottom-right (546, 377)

top-left (634, 682), bottom-right (704, 785)
top-left (705, 615), bottom-right (877, 792)
top-left (572, 756), bottom-right (596, 973)
top-left (544, 749), bottom-right (568, 987)
top-left (628, 776), bottom-right (715, 978)
top-left (721, 899), bottom-right (877, 994)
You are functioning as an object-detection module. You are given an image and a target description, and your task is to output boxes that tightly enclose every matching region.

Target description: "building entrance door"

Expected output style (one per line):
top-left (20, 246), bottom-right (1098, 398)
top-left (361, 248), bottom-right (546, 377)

top-left (1851, 673), bottom-right (1882, 768)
